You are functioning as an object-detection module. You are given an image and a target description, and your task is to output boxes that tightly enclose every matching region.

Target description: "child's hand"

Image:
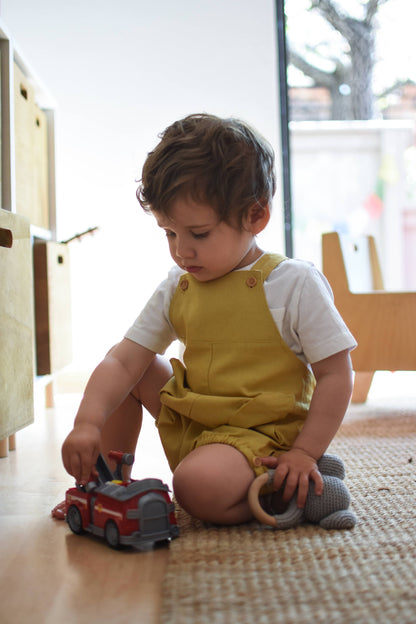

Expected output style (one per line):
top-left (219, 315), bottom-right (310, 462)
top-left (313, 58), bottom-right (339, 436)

top-left (61, 423), bottom-right (101, 485)
top-left (254, 448), bottom-right (323, 508)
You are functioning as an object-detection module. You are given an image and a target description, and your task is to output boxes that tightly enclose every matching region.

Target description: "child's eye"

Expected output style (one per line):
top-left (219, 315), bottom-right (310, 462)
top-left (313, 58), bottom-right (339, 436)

top-left (165, 230), bottom-right (176, 238)
top-left (191, 231), bottom-right (209, 240)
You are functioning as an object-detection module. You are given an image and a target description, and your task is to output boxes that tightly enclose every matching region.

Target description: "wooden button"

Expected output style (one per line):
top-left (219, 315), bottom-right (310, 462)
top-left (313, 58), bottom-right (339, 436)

top-left (180, 279), bottom-right (189, 291)
top-left (246, 276), bottom-right (257, 288)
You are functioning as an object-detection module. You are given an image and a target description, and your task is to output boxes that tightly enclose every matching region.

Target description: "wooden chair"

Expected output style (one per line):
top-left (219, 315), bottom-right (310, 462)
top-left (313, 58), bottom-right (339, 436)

top-left (322, 231), bottom-right (416, 402)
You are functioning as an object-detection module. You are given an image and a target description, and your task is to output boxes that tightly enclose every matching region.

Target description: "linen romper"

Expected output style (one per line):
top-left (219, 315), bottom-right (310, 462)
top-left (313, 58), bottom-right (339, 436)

top-left (157, 253), bottom-right (316, 476)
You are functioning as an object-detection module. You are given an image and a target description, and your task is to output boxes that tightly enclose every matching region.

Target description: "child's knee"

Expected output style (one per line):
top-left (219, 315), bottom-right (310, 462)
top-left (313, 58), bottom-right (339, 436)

top-left (172, 454), bottom-right (225, 519)
top-left (172, 450), bottom-right (256, 524)
top-left (172, 444), bottom-right (255, 518)
top-left (172, 458), bottom-right (210, 504)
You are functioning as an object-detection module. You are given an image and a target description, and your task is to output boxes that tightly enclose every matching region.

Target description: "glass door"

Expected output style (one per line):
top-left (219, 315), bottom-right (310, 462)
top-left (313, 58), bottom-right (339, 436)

top-left (284, 0), bottom-right (416, 289)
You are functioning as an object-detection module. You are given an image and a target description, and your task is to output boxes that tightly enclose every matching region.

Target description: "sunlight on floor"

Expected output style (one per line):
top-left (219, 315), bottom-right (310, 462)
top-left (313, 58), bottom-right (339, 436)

top-left (366, 370), bottom-right (416, 401)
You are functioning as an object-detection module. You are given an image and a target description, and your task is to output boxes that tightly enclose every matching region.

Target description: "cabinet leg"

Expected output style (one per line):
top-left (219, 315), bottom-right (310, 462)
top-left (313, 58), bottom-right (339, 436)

top-left (0, 435), bottom-right (17, 457)
top-left (45, 381), bottom-right (54, 408)
top-left (0, 438), bottom-right (8, 458)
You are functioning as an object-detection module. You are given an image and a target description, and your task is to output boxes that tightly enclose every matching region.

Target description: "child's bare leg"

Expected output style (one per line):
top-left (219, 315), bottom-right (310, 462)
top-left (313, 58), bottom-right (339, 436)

top-left (172, 443), bottom-right (255, 524)
top-left (100, 354), bottom-right (172, 477)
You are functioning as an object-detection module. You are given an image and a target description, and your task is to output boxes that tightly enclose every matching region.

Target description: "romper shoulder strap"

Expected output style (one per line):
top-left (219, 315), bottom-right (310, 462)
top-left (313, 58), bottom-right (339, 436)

top-left (252, 253), bottom-right (287, 280)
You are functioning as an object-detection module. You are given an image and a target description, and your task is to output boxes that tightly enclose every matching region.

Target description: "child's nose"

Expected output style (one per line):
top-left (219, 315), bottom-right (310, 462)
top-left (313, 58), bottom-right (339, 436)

top-left (176, 237), bottom-right (195, 259)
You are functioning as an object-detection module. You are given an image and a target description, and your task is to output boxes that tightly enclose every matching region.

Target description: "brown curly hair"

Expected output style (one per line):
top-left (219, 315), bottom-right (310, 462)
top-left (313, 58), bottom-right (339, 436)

top-left (137, 113), bottom-right (276, 228)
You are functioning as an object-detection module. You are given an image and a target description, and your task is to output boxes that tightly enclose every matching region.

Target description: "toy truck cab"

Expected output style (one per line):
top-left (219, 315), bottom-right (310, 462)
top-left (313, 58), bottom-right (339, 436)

top-left (65, 451), bottom-right (179, 549)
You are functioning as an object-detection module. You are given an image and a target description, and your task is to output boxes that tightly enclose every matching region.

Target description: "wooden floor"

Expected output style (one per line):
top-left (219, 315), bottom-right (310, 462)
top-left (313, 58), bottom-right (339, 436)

top-left (0, 391), bottom-right (173, 624)
top-left (2, 371), bottom-right (416, 623)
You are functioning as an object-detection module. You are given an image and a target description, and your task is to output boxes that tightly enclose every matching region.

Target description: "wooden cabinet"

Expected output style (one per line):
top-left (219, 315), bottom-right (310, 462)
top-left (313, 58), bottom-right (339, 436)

top-left (0, 209), bottom-right (34, 448)
top-left (33, 241), bottom-right (72, 375)
top-left (0, 20), bottom-right (71, 452)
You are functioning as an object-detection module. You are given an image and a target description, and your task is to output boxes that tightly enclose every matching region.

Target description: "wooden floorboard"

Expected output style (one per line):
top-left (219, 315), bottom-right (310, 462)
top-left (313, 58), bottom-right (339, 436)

top-left (0, 392), bottom-right (172, 624)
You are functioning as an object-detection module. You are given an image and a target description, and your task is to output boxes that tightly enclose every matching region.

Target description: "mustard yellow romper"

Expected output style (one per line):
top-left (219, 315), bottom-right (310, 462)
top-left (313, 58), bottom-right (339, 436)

top-left (157, 253), bottom-right (316, 476)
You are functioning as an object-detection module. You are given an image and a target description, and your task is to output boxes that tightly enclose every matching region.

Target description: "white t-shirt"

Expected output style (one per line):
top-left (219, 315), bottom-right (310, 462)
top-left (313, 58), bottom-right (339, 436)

top-left (125, 256), bottom-right (357, 366)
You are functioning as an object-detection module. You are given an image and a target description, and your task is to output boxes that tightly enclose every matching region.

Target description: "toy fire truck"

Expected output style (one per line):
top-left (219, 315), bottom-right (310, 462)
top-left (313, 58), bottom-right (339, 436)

top-left (65, 450), bottom-right (179, 549)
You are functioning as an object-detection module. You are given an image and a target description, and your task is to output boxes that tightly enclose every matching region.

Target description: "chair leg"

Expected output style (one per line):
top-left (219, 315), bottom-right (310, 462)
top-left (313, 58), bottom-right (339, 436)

top-left (352, 372), bottom-right (374, 403)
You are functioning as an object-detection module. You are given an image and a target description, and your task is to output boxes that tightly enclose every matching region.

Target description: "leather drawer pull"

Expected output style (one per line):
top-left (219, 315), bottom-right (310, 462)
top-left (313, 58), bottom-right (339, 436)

top-left (0, 228), bottom-right (13, 248)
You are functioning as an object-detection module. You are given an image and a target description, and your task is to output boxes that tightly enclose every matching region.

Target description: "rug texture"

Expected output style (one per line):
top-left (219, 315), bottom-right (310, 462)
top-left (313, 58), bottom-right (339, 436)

top-left (161, 398), bottom-right (416, 624)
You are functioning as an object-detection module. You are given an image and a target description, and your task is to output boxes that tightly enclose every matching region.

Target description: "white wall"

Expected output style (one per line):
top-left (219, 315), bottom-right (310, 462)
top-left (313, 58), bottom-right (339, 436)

top-left (1, 0), bottom-right (283, 371)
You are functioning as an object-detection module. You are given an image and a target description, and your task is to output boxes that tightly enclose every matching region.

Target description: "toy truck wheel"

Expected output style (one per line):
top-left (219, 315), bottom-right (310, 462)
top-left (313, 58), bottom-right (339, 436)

top-left (67, 504), bottom-right (84, 534)
top-left (104, 520), bottom-right (120, 549)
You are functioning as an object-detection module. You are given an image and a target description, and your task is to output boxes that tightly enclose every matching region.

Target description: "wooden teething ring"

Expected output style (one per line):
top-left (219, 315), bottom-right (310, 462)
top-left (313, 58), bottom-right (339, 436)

top-left (248, 472), bottom-right (279, 528)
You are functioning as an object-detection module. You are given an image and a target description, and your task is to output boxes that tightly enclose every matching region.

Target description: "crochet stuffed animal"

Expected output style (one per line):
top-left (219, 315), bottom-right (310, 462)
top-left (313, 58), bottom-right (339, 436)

top-left (248, 453), bottom-right (356, 530)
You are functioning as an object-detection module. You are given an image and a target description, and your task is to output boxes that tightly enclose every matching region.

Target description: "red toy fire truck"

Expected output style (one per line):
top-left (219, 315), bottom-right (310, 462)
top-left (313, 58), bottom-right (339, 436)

top-left (65, 451), bottom-right (179, 549)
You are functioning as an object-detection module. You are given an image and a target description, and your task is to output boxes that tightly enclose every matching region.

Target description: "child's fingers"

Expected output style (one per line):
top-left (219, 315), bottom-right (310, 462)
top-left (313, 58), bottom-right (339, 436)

top-left (66, 448), bottom-right (97, 485)
top-left (294, 468), bottom-right (323, 508)
top-left (66, 452), bottom-right (82, 483)
top-left (279, 469), bottom-right (300, 503)
top-left (253, 455), bottom-right (324, 509)
top-left (253, 455), bottom-right (279, 468)
top-left (272, 463), bottom-right (289, 493)
top-left (293, 473), bottom-right (310, 508)
top-left (78, 448), bottom-right (99, 485)
top-left (310, 467), bottom-right (324, 496)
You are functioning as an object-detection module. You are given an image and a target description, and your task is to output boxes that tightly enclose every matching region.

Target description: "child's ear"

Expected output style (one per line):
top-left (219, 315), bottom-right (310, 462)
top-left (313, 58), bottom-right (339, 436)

top-left (245, 203), bottom-right (270, 235)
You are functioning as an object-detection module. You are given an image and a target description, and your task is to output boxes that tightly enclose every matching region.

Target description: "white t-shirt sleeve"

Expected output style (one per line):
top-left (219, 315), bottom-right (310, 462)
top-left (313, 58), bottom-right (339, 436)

top-left (265, 259), bottom-right (357, 364)
top-left (124, 265), bottom-right (183, 354)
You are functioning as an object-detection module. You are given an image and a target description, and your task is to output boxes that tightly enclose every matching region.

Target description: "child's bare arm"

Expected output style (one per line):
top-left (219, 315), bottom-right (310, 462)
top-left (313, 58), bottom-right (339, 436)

top-left (258, 349), bottom-right (353, 507)
top-left (62, 339), bottom-right (156, 484)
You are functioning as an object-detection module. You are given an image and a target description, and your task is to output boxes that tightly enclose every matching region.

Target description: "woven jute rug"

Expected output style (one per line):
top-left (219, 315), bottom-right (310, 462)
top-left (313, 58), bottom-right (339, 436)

top-left (161, 398), bottom-right (416, 624)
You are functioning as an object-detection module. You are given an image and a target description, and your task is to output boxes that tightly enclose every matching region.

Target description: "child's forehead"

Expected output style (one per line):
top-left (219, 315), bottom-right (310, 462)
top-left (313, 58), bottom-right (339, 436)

top-left (153, 199), bottom-right (220, 228)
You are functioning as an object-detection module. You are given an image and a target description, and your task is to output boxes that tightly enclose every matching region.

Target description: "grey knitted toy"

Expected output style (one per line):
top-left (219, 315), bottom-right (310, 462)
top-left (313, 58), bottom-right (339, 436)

top-left (248, 453), bottom-right (356, 530)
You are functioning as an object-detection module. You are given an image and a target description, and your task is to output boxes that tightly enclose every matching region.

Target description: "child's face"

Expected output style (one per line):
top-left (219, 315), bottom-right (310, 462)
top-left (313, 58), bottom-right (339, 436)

top-left (154, 196), bottom-right (262, 281)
